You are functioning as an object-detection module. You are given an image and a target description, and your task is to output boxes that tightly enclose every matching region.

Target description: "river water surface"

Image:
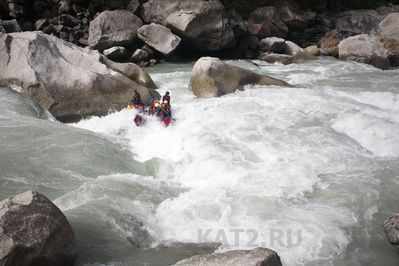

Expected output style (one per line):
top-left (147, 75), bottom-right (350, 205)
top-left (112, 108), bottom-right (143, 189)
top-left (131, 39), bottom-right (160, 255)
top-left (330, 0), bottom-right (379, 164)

top-left (1, 58), bottom-right (399, 265)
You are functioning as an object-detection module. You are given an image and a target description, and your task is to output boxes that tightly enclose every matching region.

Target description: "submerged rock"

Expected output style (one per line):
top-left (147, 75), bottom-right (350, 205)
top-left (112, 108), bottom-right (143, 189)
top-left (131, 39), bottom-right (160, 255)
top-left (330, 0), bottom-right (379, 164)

top-left (384, 213), bottom-right (399, 249)
top-left (189, 57), bottom-right (292, 98)
top-left (142, 0), bottom-right (235, 51)
top-left (338, 34), bottom-right (390, 70)
top-left (0, 190), bottom-right (76, 266)
top-left (173, 247), bottom-right (282, 266)
top-left (137, 23), bottom-right (181, 56)
top-left (88, 10), bottom-right (143, 51)
top-left (0, 31), bottom-right (159, 122)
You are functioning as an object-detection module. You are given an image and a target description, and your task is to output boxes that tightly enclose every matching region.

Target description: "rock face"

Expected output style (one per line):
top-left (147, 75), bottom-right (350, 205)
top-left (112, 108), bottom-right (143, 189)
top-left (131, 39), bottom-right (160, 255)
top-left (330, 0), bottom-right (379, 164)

top-left (137, 23), bottom-right (181, 56)
top-left (189, 57), bottom-right (292, 98)
top-left (142, 0), bottom-right (235, 51)
top-left (88, 10), bottom-right (143, 51)
top-left (247, 7), bottom-right (288, 39)
top-left (0, 190), bottom-right (76, 266)
top-left (384, 213), bottom-right (399, 249)
top-left (0, 32), bottom-right (159, 122)
top-left (173, 247), bottom-right (282, 266)
top-left (334, 10), bottom-right (383, 37)
top-left (378, 12), bottom-right (399, 40)
top-left (338, 34), bottom-right (390, 70)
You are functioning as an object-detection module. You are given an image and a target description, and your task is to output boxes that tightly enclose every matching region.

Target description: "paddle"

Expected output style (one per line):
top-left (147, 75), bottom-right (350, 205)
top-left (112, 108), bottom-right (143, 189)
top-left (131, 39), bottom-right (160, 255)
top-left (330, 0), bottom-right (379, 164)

top-left (159, 106), bottom-right (176, 121)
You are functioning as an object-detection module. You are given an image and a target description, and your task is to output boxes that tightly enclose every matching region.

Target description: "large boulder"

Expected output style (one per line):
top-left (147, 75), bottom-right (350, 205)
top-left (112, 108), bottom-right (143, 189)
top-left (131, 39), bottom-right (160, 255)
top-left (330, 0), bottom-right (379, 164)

top-left (173, 247), bottom-right (282, 266)
top-left (88, 10), bottom-right (143, 51)
top-left (338, 34), bottom-right (390, 70)
top-left (378, 12), bottom-right (399, 40)
top-left (137, 23), bottom-right (181, 56)
top-left (320, 30), bottom-right (342, 58)
top-left (0, 31), bottom-right (159, 122)
top-left (189, 57), bottom-right (292, 98)
top-left (142, 0), bottom-right (235, 51)
top-left (0, 190), bottom-right (76, 266)
top-left (384, 213), bottom-right (399, 249)
top-left (247, 6), bottom-right (288, 39)
top-left (334, 10), bottom-right (383, 38)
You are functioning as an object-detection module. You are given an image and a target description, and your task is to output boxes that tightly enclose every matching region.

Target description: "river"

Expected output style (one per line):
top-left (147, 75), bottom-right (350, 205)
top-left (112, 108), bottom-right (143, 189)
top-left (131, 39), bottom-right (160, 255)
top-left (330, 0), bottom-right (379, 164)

top-left (1, 57), bottom-right (398, 265)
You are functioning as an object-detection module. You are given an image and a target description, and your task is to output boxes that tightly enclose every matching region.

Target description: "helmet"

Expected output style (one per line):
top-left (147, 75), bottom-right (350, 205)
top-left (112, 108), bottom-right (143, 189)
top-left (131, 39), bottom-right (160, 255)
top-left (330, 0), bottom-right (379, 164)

top-left (154, 103), bottom-right (159, 107)
top-left (166, 91), bottom-right (169, 95)
top-left (133, 89), bottom-right (137, 92)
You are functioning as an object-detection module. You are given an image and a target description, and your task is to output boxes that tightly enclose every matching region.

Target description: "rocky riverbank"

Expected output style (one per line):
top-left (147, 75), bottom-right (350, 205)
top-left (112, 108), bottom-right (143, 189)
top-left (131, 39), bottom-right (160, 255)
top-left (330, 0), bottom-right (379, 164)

top-left (1, 0), bottom-right (399, 69)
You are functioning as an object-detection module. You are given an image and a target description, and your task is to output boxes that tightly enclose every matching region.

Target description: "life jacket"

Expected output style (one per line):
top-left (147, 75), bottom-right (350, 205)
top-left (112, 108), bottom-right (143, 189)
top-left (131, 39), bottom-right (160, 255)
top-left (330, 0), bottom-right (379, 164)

top-left (161, 103), bottom-right (170, 114)
top-left (149, 100), bottom-right (160, 115)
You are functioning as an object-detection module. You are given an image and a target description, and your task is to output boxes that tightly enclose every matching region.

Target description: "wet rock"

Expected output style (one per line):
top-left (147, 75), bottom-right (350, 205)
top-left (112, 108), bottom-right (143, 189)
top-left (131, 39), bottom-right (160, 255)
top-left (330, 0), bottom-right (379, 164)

top-left (320, 30), bottom-right (342, 58)
top-left (0, 190), bottom-right (76, 266)
top-left (305, 45), bottom-right (320, 56)
top-left (0, 31), bottom-right (159, 122)
top-left (189, 57), bottom-right (292, 98)
top-left (338, 34), bottom-right (390, 70)
top-left (88, 10), bottom-right (143, 51)
top-left (384, 213), bottom-right (399, 249)
top-left (247, 6), bottom-right (288, 39)
top-left (142, 0), bottom-right (235, 51)
top-left (103, 46), bottom-right (128, 61)
top-left (137, 23), bottom-right (181, 56)
top-left (173, 247), bottom-right (282, 266)
top-left (334, 10), bottom-right (383, 38)
top-left (378, 12), bottom-right (399, 40)
top-left (258, 52), bottom-right (293, 65)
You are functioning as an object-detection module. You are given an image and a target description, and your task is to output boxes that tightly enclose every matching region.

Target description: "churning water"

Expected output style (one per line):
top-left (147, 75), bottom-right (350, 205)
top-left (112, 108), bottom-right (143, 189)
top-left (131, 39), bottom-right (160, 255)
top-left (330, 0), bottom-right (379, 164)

top-left (1, 58), bottom-right (399, 265)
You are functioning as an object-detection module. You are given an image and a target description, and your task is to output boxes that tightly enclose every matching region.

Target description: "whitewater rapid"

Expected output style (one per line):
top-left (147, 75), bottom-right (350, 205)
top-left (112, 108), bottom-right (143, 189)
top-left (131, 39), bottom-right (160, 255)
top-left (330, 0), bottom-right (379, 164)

top-left (1, 58), bottom-right (399, 265)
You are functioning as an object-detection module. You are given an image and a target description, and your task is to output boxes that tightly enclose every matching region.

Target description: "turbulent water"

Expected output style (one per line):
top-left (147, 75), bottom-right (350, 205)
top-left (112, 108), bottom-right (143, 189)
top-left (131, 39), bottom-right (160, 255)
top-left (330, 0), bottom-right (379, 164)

top-left (1, 58), bottom-right (399, 265)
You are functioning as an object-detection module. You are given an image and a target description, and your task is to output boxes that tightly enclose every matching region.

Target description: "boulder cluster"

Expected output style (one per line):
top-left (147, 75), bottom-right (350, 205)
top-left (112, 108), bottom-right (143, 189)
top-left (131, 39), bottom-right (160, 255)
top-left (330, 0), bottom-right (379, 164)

top-left (1, 0), bottom-right (399, 69)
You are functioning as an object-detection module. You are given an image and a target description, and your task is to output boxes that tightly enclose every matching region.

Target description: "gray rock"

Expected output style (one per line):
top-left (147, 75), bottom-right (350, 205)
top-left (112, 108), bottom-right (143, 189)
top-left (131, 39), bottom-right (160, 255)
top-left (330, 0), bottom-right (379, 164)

top-left (258, 37), bottom-right (285, 52)
top-left (127, 0), bottom-right (140, 14)
top-left (278, 4), bottom-right (308, 31)
top-left (0, 190), bottom-right (76, 266)
top-left (2, 19), bottom-right (21, 33)
top-left (227, 9), bottom-right (248, 38)
top-left (374, 35), bottom-right (399, 67)
top-left (59, 0), bottom-right (71, 14)
top-left (60, 14), bottom-right (80, 27)
top-left (130, 48), bottom-right (150, 63)
top-left (103, 46), bottom-right (128, 61)
top-left (189, 57), bottom-right (292, 98)
top-left (338, 34), bottom-right (390, 70)
top-left (34, 18), bottom-right (48, 30)
top-left (0, 31), bottom-right (159, 122)
top-left (137, 23), bottom-right (181, 56)
top-left (258, 52), bottom-right (293, 65)
top-left (384, 213), bottom-right (399, 248)
top-left (88, 10), bottom-right (143, 51)
top-left (247, 6), bottom-right (288, 39)
top-left (142, 0), bottom-right (235, 51)
top-left (173, 247), bottom-right (282, 266)
top-left (378, 12), bottom-right (399, 40)
top-left (334, 10), bottom-right (383, 38)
